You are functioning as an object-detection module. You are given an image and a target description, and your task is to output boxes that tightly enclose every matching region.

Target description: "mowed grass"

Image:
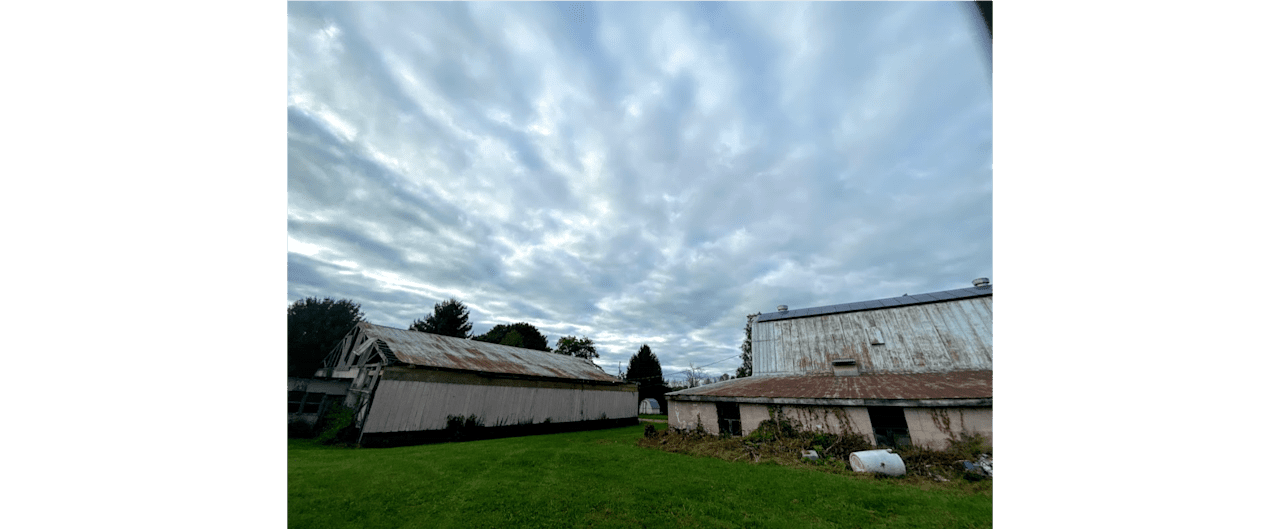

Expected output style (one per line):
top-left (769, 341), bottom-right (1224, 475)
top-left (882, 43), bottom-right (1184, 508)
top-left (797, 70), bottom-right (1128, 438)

top-left (289, 424), bottom-right (991, 529)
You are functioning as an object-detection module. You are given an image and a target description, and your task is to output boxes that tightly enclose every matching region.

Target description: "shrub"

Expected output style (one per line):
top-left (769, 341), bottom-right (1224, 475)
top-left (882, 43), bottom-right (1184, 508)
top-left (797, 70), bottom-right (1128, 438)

top-left (315, 404), bottom-right (358, 445)
top-left (445, 414), bottom-right (482, 440)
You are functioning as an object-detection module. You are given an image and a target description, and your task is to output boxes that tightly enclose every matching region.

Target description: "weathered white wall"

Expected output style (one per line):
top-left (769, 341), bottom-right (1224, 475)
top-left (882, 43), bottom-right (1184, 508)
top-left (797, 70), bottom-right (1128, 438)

top-left (739, 404), bottom-right (772, 434)
top-left (777, 406), bottom-right (875, 438)
top-left (902, 407), bottom-right (993, 450)
top-left (667, 401), bottom-right (720, 434)
top-left (362, 379), bottom-right (637, 434)
top-left (671, 402), bottom-right (992, 450)
top-left (753, 296), bottom-right (992, 375)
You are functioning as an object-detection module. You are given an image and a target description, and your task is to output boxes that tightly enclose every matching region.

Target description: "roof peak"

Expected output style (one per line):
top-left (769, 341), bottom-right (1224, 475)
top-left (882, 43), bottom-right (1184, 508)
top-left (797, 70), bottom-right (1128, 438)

top-left (757, 283), bottom-right (991, 323)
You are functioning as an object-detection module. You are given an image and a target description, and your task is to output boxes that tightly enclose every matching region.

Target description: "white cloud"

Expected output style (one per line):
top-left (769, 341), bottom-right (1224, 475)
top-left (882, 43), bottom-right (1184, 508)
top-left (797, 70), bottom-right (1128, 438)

top-left (287, 1), bottom-right (992, 372)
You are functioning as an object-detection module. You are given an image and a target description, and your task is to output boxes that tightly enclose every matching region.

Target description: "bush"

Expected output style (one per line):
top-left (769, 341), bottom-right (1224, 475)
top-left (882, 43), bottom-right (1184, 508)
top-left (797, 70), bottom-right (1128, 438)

top-left (895, 432), bottom-right (992, 481)
top-left (315, 404), bottom-right (358, 445)
top-left (445, 414), bottom-right (482, 440)
top-left (287, 420), bottom-right (315, 439)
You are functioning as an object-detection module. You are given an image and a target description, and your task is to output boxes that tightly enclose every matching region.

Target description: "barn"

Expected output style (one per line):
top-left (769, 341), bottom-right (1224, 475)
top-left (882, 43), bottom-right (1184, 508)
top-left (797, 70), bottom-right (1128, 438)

top-left (309, 322), bottom-right (639, 447)
top-left (666, 279), bottom-right (993, 450)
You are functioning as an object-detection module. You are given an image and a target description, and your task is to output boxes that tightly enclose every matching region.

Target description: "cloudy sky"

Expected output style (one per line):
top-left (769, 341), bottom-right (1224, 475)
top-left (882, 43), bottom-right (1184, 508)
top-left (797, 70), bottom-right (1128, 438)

top-left (287, 1), bottom-right (992, 380)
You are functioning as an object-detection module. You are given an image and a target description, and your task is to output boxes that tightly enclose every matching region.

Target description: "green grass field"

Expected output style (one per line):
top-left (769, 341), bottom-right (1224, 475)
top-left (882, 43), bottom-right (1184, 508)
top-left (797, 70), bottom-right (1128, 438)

top-left (289, 424), bottom-right (991, 528)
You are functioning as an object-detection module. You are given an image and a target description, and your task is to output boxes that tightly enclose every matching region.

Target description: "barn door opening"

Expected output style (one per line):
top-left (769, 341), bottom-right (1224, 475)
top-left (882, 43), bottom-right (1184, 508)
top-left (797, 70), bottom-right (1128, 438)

top-left (868, 406), bottom-right (912, 447)
top-left (715, 402), bottom-right (741, 436)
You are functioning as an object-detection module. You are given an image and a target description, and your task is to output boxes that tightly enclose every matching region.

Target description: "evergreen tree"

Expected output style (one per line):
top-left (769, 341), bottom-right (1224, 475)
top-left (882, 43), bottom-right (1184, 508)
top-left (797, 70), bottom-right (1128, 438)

top-left (735, 313), bottom-right (761, 378)
top-left (625, 344), bottom-right (664, 385)
top-left (626, 344), bottom-right (670, 414)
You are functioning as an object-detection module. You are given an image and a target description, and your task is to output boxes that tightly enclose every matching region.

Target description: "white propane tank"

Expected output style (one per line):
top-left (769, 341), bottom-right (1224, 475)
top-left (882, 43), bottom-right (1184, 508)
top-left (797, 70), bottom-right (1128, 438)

top-left (849, 449), bottom-right (906, 476)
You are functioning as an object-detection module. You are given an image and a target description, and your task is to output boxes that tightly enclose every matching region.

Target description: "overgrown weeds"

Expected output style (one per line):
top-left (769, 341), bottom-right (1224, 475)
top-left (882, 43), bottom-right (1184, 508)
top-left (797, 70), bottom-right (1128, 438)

top-left (638, 411), bottom-right (992, 490)
top-left (314, 404), bottom-right (359, 446)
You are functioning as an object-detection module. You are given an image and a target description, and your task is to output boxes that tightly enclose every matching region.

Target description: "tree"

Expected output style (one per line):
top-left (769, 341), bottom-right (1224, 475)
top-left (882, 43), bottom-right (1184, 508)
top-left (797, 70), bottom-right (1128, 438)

top-left (553, 335), bottom-right (599, 360)
top-left (625, 344), bottom-right (670, 413)
top-left (684, 362), bottom-right (706, 388)
top-left (472, 322), bottom-right (551, 352)
top-left (288, 297), bottom-right (365, 377)
top-left (409, 298), bottom-right (472, 338)
top-left (735, 312), bottom-right (761, 378)
top-left (625, 344), bottom-right (664, 386)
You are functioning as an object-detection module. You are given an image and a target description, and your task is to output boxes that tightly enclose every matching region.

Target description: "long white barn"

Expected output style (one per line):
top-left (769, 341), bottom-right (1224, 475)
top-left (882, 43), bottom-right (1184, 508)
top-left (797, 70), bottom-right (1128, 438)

top-left (311, 322), bottom-right (638, 447)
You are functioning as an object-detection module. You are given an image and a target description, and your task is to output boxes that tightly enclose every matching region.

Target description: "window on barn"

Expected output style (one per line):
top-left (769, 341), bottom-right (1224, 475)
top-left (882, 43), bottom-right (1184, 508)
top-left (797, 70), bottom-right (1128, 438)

top-left (301, 392), bottom-right (325, 414)
top-left (289, 391), bottom-right (305, 414)
top-left (715, 402), bottom-right (741, 436)
top-left (867, 406), bottom-right (912, 448)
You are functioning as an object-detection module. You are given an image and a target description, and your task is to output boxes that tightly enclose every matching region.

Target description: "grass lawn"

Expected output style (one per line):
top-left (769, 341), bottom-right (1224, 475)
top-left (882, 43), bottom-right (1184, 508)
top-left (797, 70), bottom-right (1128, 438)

top-left (289, 424), bottom-right (991, 528)
top-left (638, 414), bottom-right (667, 420)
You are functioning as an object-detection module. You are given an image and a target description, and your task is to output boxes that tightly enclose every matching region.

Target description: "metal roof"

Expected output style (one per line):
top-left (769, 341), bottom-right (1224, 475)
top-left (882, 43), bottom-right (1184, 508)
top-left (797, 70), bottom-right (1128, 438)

top-left (667, 370), bottom-right (991, 401)
top-left (355, 323), bottom-right (625, 384)
top-left (756, 284), bottom-right (992, 323)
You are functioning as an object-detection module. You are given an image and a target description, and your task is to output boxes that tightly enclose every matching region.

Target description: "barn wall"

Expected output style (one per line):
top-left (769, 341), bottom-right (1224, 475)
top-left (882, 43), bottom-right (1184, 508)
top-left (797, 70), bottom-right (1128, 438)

top-left (672, 401), bottom-right (994, 450)
top-left (753, 296), bottom-right (992, 375)
top-left (772, 406), bottom-right (875, 437)
top-left (739, 404), bottom-right (772, 433)
top-left (667, 401), bottom-right (719, 434)
top-left (362, 378), bottom-right (636, 434)
top-left (902, 407), bottom-right (993, 450)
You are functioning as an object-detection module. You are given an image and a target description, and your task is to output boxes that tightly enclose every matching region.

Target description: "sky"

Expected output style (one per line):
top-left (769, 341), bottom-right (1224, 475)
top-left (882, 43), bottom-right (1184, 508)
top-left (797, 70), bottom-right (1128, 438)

top-left (287, 1), bottom-right (993, 380)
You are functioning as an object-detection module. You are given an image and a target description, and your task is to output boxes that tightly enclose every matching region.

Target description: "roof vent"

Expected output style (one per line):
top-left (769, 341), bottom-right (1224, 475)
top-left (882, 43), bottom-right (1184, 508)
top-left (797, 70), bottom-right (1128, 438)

top-left (777, 305), bottom-right (788, 312)
top-left (832, 359), bottom-right (860, 376)
top-left (972, 277), bottom-right (990, 287)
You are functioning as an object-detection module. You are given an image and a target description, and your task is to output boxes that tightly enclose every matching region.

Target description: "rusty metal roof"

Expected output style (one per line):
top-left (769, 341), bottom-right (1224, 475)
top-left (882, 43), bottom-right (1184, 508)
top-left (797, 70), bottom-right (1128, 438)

top-left (667, 370), bottom-right (992, 401)
top-left (355, 323), bottom-right (625, 383)
top-left (756, 284), bottom-right (992, 323)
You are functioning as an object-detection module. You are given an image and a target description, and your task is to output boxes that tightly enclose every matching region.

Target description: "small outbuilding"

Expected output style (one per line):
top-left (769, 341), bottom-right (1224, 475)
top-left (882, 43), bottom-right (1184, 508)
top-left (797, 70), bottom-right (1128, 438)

top-left (639, 398), bottom-right (661, 415)
top-left (667, 279), bottom-right (993, 450)
top-left (308, 322), bottom-right (638, 447)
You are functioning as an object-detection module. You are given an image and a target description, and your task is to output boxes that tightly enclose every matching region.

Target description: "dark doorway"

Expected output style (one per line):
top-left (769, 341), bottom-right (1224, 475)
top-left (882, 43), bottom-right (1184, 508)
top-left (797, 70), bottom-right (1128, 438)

top-left (715, 402), bottom-right (741, 436)
top-left (867, 406), bottom-right (912, 447)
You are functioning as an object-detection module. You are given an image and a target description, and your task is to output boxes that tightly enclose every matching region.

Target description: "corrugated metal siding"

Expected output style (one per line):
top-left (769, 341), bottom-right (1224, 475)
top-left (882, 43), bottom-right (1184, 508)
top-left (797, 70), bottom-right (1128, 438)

top-left (754, 296), bottom-right (991, 375)
top-left (363, 380), bottom-right (637, 434)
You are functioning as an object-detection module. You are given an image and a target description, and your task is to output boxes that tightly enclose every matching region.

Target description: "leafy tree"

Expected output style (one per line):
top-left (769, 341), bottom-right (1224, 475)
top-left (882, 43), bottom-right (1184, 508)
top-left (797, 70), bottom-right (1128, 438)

top-left (553, 335), bottom-right (599, 360)
top-left (409, 298), bottom-right (472, 338)
top-left (735, 313), bottom-right (761, 378)
top-left (288, 297), bottom-right (364, 377)
top-left (499, 330), bottom-right (524, 348)
top-left (472, 322), bottom-right (550, 352)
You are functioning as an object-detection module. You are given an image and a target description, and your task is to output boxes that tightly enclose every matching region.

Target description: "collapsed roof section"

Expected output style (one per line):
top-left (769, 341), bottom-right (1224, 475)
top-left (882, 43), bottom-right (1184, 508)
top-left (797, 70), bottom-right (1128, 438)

top-left (318, 322), bottom-right (625, 384)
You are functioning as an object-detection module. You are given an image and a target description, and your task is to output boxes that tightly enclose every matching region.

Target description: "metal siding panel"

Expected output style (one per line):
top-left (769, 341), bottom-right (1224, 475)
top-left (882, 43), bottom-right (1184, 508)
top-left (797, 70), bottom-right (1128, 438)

top-left (385, 381), bottom-right (408, 432)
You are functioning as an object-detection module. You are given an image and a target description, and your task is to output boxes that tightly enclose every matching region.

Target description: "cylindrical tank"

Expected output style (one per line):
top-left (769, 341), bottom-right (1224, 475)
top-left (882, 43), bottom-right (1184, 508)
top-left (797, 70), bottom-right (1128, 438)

top-left (849, 449), bottom-right (906, 476)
